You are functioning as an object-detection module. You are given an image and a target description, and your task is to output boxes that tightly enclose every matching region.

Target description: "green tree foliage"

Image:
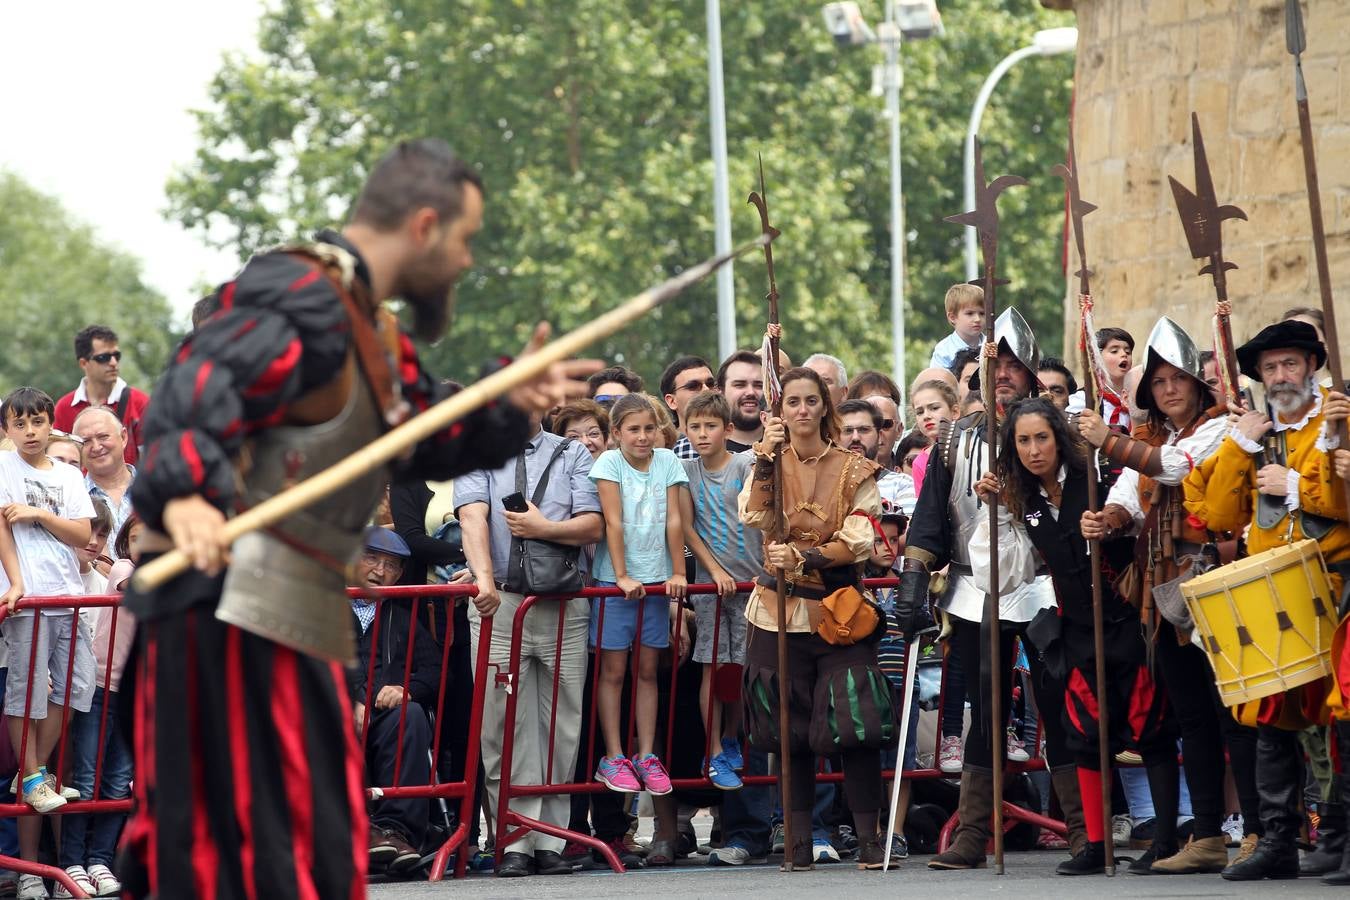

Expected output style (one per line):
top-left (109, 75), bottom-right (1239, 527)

top-left (167, 0), bottom-right (1072, 391)
top-left (0, 173), bottom-right (179, 398)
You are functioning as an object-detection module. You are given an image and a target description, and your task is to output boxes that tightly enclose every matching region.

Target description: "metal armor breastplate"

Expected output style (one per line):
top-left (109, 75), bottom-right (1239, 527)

top-left (217, 371), bottom-right (386, 662)
top-left (947, 428), bottom-right (989, 568)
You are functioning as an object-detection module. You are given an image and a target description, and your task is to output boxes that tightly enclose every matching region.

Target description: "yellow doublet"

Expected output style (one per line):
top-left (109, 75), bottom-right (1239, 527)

top-left (1182, 397), bottom-right (1350, 562)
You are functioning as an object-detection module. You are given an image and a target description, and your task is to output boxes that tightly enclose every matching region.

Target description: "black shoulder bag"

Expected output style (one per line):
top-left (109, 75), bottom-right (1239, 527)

top-left (504, 440), bottom-right (586, 595)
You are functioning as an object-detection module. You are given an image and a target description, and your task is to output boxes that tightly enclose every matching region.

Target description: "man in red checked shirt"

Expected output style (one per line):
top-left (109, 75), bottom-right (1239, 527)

top-left (116, 139), bottom-right (595, 900)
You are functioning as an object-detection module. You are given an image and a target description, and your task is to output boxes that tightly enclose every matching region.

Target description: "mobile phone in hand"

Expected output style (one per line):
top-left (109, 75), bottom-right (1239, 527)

top-left (501, 492), bottom-right (529, 513)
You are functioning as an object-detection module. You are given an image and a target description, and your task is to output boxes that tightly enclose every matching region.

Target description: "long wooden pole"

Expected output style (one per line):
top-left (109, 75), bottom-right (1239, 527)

top-left (981, 249), bottom-right (1006, 876)
top-left (1055, 130), bottom-right (1115, 873)
top-left (132, 237), bottom-right (766, 592)
top-left (1287, 0), bottom-right (1350, 510)
top-left (1079, 306), bottom-right (1115, 875)
top-left (748, 158), bottom-right (796, 870)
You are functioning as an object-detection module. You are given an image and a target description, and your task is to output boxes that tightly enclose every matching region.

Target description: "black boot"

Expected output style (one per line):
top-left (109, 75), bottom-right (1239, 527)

top-left (1324, 722), bottom-right (1350, 886)
top-left (1221, 837), bottom-right (1299, 881)
top-left (1222, 726), bottom-right (1301, 882)
top-left (1300, 789), bottom-right (1345, 876)
top-left (1126, 839), bottom-right (1178, 875)
top-left (1056, 840), bottom-right (1105, 876)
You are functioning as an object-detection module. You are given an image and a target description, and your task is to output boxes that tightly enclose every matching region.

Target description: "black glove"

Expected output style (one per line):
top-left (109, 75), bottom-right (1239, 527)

top-left (895, 565), bottom-right (932, 636)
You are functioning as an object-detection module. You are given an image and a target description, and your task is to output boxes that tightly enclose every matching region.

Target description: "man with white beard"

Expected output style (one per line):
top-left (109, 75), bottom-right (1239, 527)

top-left (1183, 319), bottom-right (1350, 882)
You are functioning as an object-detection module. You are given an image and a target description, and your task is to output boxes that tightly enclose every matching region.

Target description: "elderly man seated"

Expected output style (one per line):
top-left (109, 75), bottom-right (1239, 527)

top-left (348, 527), bottom-right (443, 876)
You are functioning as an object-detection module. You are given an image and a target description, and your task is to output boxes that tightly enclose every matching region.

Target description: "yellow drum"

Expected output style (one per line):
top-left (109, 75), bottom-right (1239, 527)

top-left (1181, 539), bottom-right (1337, 707)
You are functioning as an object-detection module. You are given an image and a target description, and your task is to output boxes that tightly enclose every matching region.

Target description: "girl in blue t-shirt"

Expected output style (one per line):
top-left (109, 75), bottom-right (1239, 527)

top-left (588, 394), bottom-right (688, 797)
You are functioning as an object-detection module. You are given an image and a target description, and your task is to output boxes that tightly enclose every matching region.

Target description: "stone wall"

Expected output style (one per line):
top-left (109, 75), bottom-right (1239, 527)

top-left (1063, 0), bottom-right (1350, 373)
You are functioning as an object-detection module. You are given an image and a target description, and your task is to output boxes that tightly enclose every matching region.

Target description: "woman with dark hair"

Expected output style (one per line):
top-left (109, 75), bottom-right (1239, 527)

top-left (971, 397), bottom-right (1174, 876)
top-left (737, 367), bottom-right (896, 870)
top-left (845, 369), bottom-right (901, 405)
top-left (1078, 316), bottom-right (1246, 874)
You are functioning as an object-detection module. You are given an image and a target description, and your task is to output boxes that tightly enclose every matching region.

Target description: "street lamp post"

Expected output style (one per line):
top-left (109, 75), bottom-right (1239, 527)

top-left (707, 0), bottom-right (737, 362)
top-left (962, 27), bottom-right (1078, 281)
top-left (822, 1), bottom-right (942, 406)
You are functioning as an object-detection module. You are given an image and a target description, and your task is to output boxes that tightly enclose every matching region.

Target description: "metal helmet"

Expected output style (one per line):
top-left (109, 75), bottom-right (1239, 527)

top-left (1135, 316), bottom-right (1206, 412)
top-left (994, 306), bottom-right (1041, 377)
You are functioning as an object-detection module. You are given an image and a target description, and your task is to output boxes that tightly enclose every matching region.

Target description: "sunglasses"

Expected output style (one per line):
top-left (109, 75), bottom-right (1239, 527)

top-left (903, 453), bottom-right (921, 466)
top-left (593, 394), bottom-right (621, 407)
top-left (878, 418), bottom-right (895, 430)
top-left (89, 351), bottom-right (122, 364)
top-left (677, 377), bottom-right (717, 393)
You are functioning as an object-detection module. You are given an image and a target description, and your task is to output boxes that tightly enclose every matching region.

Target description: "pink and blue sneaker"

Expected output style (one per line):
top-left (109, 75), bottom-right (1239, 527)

top-left (632, 753), bottom-right (673, 795)
top-left (595, 755), bottom-right (641, 793)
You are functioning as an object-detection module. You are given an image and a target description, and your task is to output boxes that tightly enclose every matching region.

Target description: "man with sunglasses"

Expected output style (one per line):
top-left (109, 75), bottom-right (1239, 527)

top-left (661, 355), bottom-right (716, 460)
top-left (53, 325), bottom-right (149, 465)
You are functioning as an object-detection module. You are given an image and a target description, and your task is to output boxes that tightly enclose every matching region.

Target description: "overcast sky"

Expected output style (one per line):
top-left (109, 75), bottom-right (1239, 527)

top-left (1, 1), bottom-right (268, 322)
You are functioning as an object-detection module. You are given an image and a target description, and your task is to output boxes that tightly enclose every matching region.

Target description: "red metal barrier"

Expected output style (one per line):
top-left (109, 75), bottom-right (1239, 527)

top-left (0, 594), bottom-right (130, 899)
top-left (345, 582), bottom-right (490, 881)
top-left (0, 584), bottom-right (494, 892)
top-left (489, 578), bottom-right (1064, 873)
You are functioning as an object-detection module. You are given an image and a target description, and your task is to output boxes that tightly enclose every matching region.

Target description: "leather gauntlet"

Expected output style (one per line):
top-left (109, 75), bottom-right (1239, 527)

top-left (1101, 432), bottom-right (1164, 476)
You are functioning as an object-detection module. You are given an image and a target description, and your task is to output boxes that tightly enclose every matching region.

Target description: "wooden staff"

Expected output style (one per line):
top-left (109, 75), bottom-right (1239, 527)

top-left (947, 139), bottom-right (1026, 876)
top-left (748, 157), bottom-right (797, 871)
top-left (1286, 0), bottom-right (1350, 509)
top-left (1054, 132), bottom-right (1115, 874)
top-left (133, 237), bottom-right (766, 592)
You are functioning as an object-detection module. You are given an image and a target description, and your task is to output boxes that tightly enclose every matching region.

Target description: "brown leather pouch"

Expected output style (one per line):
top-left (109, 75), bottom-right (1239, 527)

top-left (816, 585), bottom-right (880, 646)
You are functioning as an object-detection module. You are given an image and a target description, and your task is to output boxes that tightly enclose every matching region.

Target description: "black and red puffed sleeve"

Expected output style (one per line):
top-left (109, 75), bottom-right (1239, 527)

top-left (131, 252), bottom-right (351, 530)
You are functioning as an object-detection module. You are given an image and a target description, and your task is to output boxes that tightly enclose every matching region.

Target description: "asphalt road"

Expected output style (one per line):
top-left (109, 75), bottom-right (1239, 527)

top-left (369, 853), bottom-right (1343, 899)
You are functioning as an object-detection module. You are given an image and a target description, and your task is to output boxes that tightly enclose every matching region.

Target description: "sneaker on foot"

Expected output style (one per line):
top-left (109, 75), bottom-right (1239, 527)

top-left (23, 776), bottom-right (67, 814)
top-left (85, 865), bottom-right (120, 898)
top-left (595, 755), bottom-right (642, 793)
top-left (889, 834), bottom-right (909, 860)
top-left (938, 734), bottom-right (963, 774)
top-left (52, 867), bottom-right (94, 900)
top-left (1111, 813), bottom-right (1134, 847)
top-left (632, 754), bottom-right (673, 795)
top-left (709, 842), bottom-right (763, 866)
top-left (770, 823), bottom-right (785, 854)
top-left (1221, 814), bottom-right (1244, 847)
top-left (720, 736), bottom-right (744, 771)
top-left (814, 839), bottom-right (841, 863)
top-left (1005, 729), bottom-right (1030, 763)
top-left (48, 776), bottom-right (79, 802)
top-left (16, 875), bottom-right (45, 900)
top-left (706, 753), bottom-right (743, 790)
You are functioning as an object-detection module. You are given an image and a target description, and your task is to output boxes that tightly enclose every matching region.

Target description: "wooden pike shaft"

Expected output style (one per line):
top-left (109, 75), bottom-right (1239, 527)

top-left (1078, 310), bottom-right (1116, 875)
top-left (982, 255), bottom-right (1005, 875)
top-left (1294, 88), bottom-right (1350, 508)
top-left (133, 237), bottom-right (764, 592)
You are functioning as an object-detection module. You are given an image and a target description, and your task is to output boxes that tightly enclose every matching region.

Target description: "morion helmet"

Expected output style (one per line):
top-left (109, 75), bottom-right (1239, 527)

top-left (1135, 316), bottom-right (1205, 412)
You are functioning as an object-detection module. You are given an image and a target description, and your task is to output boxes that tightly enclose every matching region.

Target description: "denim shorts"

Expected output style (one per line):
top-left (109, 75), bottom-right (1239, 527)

top-left (589, 582), bottom-right (670, 651)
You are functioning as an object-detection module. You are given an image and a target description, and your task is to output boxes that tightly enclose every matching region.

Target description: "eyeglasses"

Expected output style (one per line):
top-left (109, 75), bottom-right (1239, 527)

top-left (841, 425), bottom-right (875, 436)
top-left (89, 351), bottom-right (122, 364)
top-left (566, 428), bottom-right (604, 442)
top-left (677, 377), bottom-right (717, 393)
top-left (878, 418), bottom-right (895, 430)
top-left (360, 551), bottom-right (403, 572)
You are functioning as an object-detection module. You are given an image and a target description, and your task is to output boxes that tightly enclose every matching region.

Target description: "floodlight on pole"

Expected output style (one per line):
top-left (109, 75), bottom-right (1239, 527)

top-left (962, 27), bottom-right (1078, 282)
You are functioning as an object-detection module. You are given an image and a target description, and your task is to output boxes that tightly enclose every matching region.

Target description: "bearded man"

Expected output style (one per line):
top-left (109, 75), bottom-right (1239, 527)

top-left (1184, 320), bottom-right (1350, 882)
top-left (118, 139), bottom-right (587, 899)
top-left (716, 350), bottom-right (766, 451)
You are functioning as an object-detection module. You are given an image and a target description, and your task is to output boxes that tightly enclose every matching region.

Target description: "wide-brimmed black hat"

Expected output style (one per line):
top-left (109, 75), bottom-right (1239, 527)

top-left (1236, 320), bottom-right (1327, 381)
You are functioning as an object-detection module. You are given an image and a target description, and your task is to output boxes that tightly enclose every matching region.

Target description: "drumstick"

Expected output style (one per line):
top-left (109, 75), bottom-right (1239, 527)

top-left (132, 236), bottom-right (767, 592)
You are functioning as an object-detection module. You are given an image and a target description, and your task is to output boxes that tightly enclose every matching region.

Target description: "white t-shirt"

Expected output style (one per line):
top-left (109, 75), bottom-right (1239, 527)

top-left (0, 451), bottom-right (94, 614)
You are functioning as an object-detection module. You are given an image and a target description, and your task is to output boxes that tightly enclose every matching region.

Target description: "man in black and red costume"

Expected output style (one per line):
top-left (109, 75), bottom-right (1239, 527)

top-left (117, 139), bottom-right (587, 899)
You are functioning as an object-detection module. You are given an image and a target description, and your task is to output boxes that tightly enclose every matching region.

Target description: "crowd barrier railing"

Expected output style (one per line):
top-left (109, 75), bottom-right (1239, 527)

top-left (491, 579), bottom-right (1063, 873)
top-left (0, 594), bottom-right (133, 899)
top-left (345, 582), bottom-right (489, 881)
top-left (0, 583), bottom-right (494, 893)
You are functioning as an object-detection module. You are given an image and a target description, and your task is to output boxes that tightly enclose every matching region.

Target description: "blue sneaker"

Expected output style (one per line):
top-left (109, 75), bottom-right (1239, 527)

top-left (720, 736), bottom-right (745, 771)
top-left (706, 753), bottom-right (743, 791)
top-left (814, 839), bottom-right (841, 863)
